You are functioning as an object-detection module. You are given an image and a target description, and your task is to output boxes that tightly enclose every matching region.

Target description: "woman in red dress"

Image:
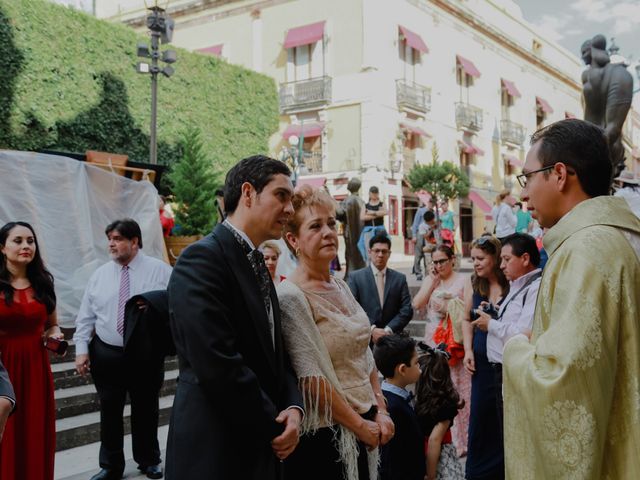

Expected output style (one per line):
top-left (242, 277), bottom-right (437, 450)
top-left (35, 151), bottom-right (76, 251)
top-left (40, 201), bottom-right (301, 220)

top-left (0, 222), bottom-right (62, 479)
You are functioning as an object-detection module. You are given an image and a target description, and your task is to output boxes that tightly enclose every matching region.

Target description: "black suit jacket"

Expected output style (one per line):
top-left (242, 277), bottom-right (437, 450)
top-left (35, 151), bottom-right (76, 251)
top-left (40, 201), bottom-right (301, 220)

top-left (380, 390), bottom-right (426, 480)
top-left (0, 358), bottom-right (15, 405)
top-left (166, 224), bottom-right (302, 480)
top-left (347, 267), bottom-right (413, 333)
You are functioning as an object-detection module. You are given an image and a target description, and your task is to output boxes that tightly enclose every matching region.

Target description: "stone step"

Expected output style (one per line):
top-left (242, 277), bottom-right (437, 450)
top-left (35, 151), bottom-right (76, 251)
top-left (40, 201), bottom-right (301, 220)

top-left (406, 319), bottom-right (427, 339)
top-left (55, 369), bottom-right (178, 420)
top-left (52, 356), bottom-right (178, 390)
top-left (55, 425), bottom-right (169, 480)
top-left (56, 395), bottom-right (174, 451)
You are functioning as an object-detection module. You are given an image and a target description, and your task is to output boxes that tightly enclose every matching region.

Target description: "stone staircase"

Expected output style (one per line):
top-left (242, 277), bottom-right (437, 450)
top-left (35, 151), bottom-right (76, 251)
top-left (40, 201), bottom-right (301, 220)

top-left (52, 341), bottom-right (178, 453)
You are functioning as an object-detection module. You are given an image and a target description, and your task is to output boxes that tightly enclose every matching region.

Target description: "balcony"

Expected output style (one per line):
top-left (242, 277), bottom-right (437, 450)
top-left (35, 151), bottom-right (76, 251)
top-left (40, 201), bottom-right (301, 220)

top-left (301, 151), bottom-right (323, 174)
top-left (279, 76), bottom-right (332, 113)
top-left (396, 80), bottom-right (431, 113)
top-left (455, 103), bottom-right (483, 132)
top-left (501, 119), bottom-right (526, 146)
top-left (402, 150), bottom-right (416, 172)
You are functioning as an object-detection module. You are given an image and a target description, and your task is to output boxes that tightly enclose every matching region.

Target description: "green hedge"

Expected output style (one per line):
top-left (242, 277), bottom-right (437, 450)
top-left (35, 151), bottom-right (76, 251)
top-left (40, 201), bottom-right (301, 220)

top-left (0, 0), bottom-right (279, 170)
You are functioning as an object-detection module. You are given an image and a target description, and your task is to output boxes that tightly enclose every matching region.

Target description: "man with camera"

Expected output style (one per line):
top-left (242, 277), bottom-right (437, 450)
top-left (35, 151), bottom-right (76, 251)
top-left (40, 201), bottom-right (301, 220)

top-left (470, 233), bottom-right (541, 431)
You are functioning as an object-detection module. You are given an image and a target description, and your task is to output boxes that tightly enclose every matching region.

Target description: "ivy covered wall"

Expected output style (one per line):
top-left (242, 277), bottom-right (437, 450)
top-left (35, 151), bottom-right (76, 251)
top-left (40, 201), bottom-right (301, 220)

top-left (0, 0), bottom-right (279, 169)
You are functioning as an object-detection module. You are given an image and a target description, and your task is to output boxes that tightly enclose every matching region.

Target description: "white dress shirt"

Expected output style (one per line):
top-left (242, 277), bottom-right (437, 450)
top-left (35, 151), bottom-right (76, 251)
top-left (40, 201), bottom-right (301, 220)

top-left (492, 203), bottom-right (517, 238)
top-left (370, 264), bottom-right (394, 333)
top-left (73, 251), bottom-right (172, 355)
top-left (487, 268), bottom-right (541, 364)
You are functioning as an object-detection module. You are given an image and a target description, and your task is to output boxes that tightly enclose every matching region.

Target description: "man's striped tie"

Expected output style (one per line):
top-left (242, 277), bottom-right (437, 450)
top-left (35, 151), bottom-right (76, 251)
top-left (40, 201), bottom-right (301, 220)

top-left (116, 265), bottom-right (130, 336)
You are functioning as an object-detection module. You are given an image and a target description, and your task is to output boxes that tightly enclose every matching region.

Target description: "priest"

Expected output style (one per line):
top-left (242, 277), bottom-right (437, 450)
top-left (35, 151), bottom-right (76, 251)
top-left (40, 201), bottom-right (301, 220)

top-left (503, 119), bottom-right (640, 479)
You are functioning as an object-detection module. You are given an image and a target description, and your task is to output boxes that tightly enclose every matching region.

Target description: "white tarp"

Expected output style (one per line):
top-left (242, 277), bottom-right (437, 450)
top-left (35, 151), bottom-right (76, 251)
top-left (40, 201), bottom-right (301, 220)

top-left (0, 151), bottom-right (167, 327)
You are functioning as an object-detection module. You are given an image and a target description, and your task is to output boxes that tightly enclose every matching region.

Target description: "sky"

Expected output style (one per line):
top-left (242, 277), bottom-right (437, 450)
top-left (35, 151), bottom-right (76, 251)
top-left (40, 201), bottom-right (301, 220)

top-left (516, 0), bottom-right (640, 64)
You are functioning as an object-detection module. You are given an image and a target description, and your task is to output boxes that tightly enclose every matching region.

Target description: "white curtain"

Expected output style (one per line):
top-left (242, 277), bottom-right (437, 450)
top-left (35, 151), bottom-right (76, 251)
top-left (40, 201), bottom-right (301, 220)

top-left (0, 151), bottom-right (166, 327)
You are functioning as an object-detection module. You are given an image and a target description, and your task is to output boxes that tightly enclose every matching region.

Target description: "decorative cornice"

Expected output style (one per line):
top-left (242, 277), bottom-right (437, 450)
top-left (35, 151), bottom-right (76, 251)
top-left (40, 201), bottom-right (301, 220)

top-left (425, 0), bottom-right (582, 93)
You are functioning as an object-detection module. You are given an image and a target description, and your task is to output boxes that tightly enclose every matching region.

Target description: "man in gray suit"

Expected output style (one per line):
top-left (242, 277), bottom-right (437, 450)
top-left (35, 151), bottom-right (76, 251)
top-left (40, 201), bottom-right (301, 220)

top-left (347, 234), bottom-right (413, 344)
top-left (0, 358), bottom-right (15, 442)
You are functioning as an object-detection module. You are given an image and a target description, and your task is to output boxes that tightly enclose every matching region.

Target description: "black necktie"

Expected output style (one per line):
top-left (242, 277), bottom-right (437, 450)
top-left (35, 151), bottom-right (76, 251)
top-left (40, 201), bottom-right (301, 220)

top-left (223, 221), bottom-right (272, 316)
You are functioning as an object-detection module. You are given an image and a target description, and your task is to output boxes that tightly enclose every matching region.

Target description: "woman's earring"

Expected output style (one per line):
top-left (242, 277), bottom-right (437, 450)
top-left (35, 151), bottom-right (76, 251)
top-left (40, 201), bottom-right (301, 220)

top-left (295, 247), bottom-right (300, 257)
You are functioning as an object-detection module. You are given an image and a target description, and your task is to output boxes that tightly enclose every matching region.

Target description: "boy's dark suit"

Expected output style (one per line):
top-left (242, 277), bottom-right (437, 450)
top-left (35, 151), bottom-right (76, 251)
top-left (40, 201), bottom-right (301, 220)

top-left (165, 224), bottom-right (302, 480)
top-left (380, 389), bottom-right (426, 480)
top-left (347, 267), bottom-right (413, 333)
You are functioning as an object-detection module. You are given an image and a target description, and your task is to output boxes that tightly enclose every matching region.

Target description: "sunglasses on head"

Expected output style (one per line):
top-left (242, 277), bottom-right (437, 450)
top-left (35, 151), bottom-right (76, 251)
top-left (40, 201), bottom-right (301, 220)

top-left (473, 236), bottom-right (497, 252)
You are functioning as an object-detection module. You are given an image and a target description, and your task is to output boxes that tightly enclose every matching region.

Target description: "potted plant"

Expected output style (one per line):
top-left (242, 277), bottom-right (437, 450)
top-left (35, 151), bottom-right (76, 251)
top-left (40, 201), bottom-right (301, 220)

top-left (165, 127), bottom-right (217, 264)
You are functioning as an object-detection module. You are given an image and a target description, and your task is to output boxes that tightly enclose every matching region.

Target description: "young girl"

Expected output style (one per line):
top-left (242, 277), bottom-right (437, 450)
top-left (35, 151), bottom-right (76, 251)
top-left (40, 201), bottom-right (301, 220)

top-left (415, 344), bottom-right (465, 480)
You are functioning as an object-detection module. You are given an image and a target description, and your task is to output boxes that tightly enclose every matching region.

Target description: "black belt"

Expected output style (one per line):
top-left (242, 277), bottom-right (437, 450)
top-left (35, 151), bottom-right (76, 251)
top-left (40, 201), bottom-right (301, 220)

top-left (489, 362), bottom-right (502, 370)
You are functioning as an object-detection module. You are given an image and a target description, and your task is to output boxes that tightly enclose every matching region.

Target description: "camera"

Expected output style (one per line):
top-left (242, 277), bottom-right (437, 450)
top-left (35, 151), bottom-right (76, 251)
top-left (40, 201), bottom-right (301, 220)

top-left (481, 303), bottom-right (499, 319)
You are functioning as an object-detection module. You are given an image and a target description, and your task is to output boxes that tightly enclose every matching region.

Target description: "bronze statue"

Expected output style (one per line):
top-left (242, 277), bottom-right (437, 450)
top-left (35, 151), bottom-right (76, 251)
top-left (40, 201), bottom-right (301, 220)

top-left (581, 34), bottom-right (633, 177)
top-left (336, 177), bottom-right (365, 278)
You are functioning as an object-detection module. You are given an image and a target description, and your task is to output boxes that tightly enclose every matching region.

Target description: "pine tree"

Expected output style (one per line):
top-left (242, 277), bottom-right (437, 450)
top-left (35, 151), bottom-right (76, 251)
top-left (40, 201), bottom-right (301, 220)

top-left (167, 127), bottom-right (217, 236)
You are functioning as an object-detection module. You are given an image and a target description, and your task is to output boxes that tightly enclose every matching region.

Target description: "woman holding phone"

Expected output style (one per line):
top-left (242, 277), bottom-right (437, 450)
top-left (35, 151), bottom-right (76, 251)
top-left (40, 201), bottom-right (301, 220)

top-left (0, 221), bottom-right (61, 479)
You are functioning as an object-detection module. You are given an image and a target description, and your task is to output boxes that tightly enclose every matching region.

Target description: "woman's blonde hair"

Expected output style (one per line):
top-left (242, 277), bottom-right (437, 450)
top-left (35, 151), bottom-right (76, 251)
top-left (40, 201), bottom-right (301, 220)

top-left (260, 241), bottom-right (281, 257)
top-left (470, 236), bottom-right (508, 298)
top-left (284, 185), bottom-right (337, 236)
top-left (495, 189), bottom-right (511, 205)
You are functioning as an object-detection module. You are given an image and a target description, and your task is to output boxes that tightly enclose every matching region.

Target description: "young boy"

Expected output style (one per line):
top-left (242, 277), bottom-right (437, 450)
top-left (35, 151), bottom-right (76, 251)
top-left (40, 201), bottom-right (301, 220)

top-left (374, 335), bottom-right (425, 480)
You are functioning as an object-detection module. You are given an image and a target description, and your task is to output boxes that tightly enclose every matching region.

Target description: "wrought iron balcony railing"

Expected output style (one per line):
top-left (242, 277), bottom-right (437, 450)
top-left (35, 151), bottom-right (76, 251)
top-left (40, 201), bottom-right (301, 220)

top-left (500, 119), bottom-right (526, 146)
top-left (455, 103), bottom-right (483, 132)
top-left (402, 150), bottom-right (416, 172)
top-left (301, 151), bottom-right (323, 174)
top-left (396, 80), bottom-right (431, 113)
top-left (279, 76), bottom-right (332, 113)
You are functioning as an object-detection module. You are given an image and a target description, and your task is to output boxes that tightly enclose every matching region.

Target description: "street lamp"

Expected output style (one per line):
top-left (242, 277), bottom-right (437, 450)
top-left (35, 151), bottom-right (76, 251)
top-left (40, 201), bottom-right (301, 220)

top-left (136, 2), bottom-right (177, 164)
top-left (278, 123), bottom-right (306, 186)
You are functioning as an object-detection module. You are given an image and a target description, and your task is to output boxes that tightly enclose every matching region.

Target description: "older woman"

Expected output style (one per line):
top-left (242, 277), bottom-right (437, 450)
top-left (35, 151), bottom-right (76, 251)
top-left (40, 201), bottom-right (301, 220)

top-left (412, 245), bottom-right (470, 456)
top-left (0, 222), bottom-right (63, 479)
top-left (260, 241), bottom-right (286, 285)
top-left (461, 236), bottom-right (509, 480)
top-left (277, 185), bottom-right (394, 480)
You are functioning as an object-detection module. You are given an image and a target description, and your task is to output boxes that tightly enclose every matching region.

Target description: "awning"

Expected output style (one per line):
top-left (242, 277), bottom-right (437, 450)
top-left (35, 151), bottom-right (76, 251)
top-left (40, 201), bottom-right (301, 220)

top-left (296, 177), bottom-right (326, 188)
top-left (458, 140), bottom-right (484, 156)
top-left (282, 122), bottom-right (325, 140)
top-left (399, 26), bottom-right (429, 54)
top-left (468, 189), bottom-right (492, 214)
top-left (400, 122), bottom-right (430, 137)
top-left (501, 79), bottom-right (521, 98)
top-left (536, 96), bottom-right (554, 114)
top-left (284, 21), bottom-right (325, 49)
top-left (456, 55), bottom-right (481, 78)
top-left (416, 189), bottom-right (431, 206)
top-left (197, 44), bottom-right (223, 56)
top-left (503, 154), bottom-right (522, 168)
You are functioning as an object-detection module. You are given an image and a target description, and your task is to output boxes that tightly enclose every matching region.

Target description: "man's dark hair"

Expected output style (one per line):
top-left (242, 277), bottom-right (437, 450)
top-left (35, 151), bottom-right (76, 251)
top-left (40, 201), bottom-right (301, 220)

top-left (423, 210), bottom-right (435, 222)
top-left (369, 234), bottom-right (391, 250)
top-left (374, 334), bottom-right (416, 379)
top-left (105, 218), bottom-right (143, 249)
top-left (530, 119), bottom-right (612, 197)
top-left (224, 155), bottom-right (291, 214)
top-left (501, 233), bottom-right (540, 267)
top-left (515, 202), bottom-right (523, 208)
top-left (369, 186), bottom-right (379, 194)
top-left (215, 188), bottom-right (224, 197)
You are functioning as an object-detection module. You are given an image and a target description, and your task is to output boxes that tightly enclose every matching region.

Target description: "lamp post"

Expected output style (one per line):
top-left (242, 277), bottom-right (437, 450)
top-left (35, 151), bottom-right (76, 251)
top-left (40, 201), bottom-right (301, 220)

top-left (136, 3), bottom-right (176, 164)
top-left (278, 121), bottom-right (306, 186)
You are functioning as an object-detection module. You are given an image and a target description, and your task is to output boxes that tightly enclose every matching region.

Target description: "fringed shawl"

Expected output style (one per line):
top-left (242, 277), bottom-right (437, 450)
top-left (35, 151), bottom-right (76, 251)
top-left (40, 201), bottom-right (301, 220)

top-left (277, 278), bottom-right (379, 480)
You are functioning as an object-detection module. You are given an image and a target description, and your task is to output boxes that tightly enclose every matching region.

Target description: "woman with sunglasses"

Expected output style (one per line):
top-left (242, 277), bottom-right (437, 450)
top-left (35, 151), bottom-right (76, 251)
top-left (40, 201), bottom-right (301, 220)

top-left (461, 236), bottom-right (509, 480)
top-left (413, 245), bottom-right (470, 457)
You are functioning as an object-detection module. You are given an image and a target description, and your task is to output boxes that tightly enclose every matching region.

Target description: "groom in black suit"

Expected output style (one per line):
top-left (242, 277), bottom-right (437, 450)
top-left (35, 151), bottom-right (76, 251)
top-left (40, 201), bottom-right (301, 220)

top-left (166, 155), bottom-right (303, 480)
top-left (347, 234), bottom-right (413, 344)
top-left (0, 358), bottom-right (15, 442)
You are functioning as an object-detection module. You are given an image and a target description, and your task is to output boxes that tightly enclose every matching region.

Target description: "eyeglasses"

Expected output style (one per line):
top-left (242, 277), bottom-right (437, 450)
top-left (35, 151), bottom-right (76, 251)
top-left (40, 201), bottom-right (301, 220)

top-left (432, 258), bottom-right (451, 266)
top-left (472, 236), bottom-right (497, 252)
top-left (516, 164), bottom-right (576, 188)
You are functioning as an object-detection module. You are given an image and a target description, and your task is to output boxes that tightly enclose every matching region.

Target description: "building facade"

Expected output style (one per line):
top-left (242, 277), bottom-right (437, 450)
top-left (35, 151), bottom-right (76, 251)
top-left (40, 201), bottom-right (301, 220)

top-left (88, 0), bottom-right (639, 253)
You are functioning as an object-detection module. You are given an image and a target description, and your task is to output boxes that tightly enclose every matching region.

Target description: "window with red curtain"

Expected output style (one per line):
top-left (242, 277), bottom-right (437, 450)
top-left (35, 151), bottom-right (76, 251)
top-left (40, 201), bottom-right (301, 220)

top-left (388, 196), bottom-right (398, 235)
